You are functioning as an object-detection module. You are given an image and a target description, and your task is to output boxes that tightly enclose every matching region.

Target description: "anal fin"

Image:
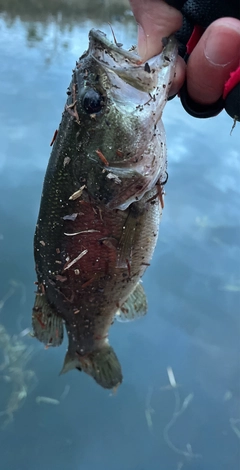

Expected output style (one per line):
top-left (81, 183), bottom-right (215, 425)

top-left (32, 292), bottom-right (64, 346)
top-left (115, 281), bottom-right (147, 322)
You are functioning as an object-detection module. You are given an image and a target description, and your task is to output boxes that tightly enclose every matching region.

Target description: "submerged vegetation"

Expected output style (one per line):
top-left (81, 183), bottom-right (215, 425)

top-left (0, 283), bottom-right (36, 427)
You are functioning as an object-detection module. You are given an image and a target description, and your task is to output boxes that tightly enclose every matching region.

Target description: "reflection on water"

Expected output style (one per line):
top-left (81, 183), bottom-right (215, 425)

top-left (1, 0), bottom-right (134, 68)
top-left (0, 1), bottom-right (239, 469)
top-left (0, 0), bottom-right (130, 22)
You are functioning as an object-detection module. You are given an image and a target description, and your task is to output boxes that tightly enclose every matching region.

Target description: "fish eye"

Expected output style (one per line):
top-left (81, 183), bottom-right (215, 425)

top-left (82, 89), bottom-right (104, 114)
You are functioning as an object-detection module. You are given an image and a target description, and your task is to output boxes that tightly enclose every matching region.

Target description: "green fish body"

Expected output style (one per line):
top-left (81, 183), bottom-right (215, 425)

top-left (32, 30), bottom-right (177, 389)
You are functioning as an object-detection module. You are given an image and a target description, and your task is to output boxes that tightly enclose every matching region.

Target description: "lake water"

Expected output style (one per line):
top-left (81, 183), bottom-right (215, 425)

top-left (0, 1), bottom-right (239, 469)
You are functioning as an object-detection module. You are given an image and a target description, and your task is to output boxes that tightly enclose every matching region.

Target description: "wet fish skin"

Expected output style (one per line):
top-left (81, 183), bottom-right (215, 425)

top-left (32, 30), bottom-right (177, 389)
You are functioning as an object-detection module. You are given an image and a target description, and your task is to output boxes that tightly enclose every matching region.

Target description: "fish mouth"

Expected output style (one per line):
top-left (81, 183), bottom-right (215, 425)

top-left (88, 28), bottom-right (141, 65)
top-left (88, 29), bottom-right (178, 94)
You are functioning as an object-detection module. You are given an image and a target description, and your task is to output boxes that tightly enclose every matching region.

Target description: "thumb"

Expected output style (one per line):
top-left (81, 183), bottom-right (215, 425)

top-left (130, 0), bottom-right (182, 61)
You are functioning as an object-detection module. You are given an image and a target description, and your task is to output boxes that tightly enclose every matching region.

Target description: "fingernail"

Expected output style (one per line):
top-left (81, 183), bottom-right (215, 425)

top-left (137, 24), bottom-right (147, 59)
top-left (204, 31), bottom-right (237, 66)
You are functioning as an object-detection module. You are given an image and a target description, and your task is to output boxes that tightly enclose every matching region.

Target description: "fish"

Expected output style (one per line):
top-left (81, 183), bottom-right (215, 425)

top-left (32, 29), bottom-right (177, 389)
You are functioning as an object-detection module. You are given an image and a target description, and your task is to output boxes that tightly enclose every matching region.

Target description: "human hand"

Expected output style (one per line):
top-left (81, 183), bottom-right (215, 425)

top-left (129, 0), bottom-right (240, 120)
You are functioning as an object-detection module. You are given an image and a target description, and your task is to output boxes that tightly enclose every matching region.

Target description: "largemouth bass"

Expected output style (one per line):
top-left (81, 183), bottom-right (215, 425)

top-left (32, 29), bottom-right (177, 389)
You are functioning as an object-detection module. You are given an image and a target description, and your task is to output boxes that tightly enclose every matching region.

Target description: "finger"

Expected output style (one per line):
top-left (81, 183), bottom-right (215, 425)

top-left (169, 55), bottom-right (186, 96)
top-left (187, 18), bottom-right (240, 105)
top-left (129, 0), bottom-right (182, 61)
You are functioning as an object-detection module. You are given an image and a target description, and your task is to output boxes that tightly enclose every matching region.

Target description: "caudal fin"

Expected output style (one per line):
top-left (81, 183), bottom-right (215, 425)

top-left (60, 344), bottom-right (123, 389)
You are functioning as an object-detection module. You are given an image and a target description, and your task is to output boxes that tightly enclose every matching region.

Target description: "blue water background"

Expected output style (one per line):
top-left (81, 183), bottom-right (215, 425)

top-left (0, 2), bottom-right (239, 469)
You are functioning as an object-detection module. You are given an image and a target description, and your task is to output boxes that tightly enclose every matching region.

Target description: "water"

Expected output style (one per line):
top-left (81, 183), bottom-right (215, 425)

top-left (0, 1), bottom-right (239, 469)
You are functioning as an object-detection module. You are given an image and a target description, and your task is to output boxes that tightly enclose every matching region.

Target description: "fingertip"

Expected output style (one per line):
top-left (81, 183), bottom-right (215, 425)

top-left (168, 56), bottom-right (186, 97)
top-left (187, 18), bottom-right (240, 105)
top-left (133, 0), bottom-right (182, 60)
top-left (137, 24), bottom-right (147, 60)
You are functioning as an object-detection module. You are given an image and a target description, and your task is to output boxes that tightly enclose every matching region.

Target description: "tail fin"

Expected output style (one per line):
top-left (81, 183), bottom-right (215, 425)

top-left (60, 345), bottom-right (123, 389)
top-left (60, 351), bottom-right (81, 374)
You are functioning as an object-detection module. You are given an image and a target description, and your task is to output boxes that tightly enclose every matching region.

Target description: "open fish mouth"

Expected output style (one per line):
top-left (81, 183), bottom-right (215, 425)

top-left (88, 29), bottom-right (178, 93)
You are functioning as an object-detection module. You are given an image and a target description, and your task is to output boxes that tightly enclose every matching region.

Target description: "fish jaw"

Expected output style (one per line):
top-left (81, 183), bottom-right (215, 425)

top-left (88, 29), bottom-right (178, 117)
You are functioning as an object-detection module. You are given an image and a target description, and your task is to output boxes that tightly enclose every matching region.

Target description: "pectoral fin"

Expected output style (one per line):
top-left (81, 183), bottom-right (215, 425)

top-left (32, 292), bottom-right (64, 346)
top-left (115, 281), bottom-right (147, 322)
top-left (116, 204), bottom-right (142, 269)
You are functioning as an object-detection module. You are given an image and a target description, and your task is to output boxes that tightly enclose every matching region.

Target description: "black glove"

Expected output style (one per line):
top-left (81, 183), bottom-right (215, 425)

top-left (166, 0), bottom-right (240, 120)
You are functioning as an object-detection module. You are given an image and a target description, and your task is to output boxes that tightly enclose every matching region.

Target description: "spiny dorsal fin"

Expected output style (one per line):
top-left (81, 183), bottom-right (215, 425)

top-left (115, 281), bottom-right (147, 322)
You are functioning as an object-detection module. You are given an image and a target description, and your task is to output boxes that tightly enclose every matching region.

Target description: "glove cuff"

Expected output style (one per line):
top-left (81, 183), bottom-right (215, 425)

top-left (179, 81), bottom-right (224, 118)
top-left (165, 0), bottom-right (187, 8)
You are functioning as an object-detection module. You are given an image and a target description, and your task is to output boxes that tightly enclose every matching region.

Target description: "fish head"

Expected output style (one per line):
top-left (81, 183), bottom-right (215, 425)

top-left (69, 29), bottom-right (178, 209)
